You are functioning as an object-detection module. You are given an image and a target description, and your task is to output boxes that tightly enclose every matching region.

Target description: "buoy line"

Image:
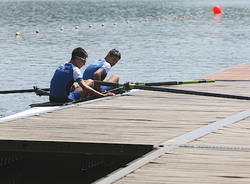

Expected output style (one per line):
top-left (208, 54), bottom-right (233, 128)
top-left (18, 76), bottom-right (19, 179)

top-left (7, 11), bottom-right (216, 38)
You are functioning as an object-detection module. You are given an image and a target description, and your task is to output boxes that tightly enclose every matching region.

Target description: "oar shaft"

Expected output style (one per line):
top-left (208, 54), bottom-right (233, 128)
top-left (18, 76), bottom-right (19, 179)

top-left (134, 86), bottom-right (250, 100)
top-left (0, 89), bottom-right (34, 94)
top-left (94, 81), bottom-right (121, 87)
top-left (94, 80), bottom-right (215, 88)
top-left (179, 79), bottom-right (215, 85)
top-left (144, 80), bottom-right (214, 86)
top-left (0, 88), bottom-right (49, 94)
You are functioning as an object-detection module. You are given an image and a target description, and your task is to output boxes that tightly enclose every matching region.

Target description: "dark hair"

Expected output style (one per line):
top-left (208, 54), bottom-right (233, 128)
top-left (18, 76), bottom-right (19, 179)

top-left (109, 49), bottom-right (121, 59)
top-left (71, 47), bottom-right (88, 60)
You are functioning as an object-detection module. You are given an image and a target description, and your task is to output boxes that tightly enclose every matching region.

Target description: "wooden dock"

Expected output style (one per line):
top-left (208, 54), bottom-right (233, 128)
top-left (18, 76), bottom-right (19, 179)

top-left (1, 62), bottom-right (250, 183)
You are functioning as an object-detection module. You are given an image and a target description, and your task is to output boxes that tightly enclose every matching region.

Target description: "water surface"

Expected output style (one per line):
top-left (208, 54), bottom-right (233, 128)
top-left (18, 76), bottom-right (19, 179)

top-left (1, 0), bottom-right (250, 117)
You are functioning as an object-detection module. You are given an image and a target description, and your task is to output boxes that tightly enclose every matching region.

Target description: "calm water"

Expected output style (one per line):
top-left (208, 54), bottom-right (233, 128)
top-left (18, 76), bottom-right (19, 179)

top-left (1, 0), bottom-right (250, 117)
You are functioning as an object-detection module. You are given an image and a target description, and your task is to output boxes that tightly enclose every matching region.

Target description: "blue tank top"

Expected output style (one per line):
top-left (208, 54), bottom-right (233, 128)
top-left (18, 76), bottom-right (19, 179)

top-left (50, 63), bottom-right (83, 99)
top-left (83, 59), bottom-right (111, 80)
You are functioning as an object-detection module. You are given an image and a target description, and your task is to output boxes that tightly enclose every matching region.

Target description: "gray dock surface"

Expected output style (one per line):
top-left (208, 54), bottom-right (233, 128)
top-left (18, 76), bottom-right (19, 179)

top-left (0, 81), bottom-right (249, 146)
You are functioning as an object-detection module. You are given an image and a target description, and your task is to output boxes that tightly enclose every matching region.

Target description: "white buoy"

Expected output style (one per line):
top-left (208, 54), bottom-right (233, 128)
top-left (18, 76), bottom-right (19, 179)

top-left (15, 32), bottom-right (21, 37)
top-left (75, 26), bottom-right (79, 29)
top-left (101, 23), bottom-right (105, 27)
top-left (60, 27), bottom-right (64, 31)
top-left (35, 30), bottom-right (40, 34)
top-left (88, 25), bottom-right (92, 28)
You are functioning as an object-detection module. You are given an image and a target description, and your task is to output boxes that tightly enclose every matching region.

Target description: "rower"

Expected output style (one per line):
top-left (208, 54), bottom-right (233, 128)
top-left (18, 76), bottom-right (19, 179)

top-left (83, 49), bottom-right (121, 92)
top-left (49, 47), bottom-right (114, 103)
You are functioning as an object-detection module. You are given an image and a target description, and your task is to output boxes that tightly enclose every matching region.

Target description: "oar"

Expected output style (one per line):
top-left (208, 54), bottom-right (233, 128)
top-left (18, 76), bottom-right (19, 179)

top-left (95, 80), bottom-right (250, 100)
top-left (0, 79), bottom-right (214, 94)
top-left (0, 87), bottom-right (49, 94)
top-left (94, 79), bottom-right (215, 88)
top-left (133, 86), bottom-right (250, 100)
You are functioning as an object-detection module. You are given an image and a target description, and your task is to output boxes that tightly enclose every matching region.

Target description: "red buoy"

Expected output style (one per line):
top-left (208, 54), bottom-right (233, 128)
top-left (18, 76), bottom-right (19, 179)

top-left (213, 5), bottom-right (221, 15)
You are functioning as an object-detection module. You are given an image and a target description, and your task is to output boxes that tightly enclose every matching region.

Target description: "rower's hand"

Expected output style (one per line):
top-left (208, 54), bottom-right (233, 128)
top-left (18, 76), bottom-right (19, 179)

top-left (103, 92), bottom-right (115, 96)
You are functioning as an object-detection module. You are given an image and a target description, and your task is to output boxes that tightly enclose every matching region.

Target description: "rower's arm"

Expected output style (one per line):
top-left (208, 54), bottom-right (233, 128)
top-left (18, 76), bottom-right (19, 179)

top-left (77, 80), bottom-right (105, 97)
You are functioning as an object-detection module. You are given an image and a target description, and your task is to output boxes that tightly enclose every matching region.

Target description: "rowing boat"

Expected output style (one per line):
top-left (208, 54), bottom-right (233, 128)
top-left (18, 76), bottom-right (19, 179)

top-left (0, 87), bottom-right (130, 123)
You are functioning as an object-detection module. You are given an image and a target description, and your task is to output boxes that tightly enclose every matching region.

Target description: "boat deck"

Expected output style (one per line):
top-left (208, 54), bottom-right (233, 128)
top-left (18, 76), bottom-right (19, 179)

top-left (1, 63), bottom-right (250, 183)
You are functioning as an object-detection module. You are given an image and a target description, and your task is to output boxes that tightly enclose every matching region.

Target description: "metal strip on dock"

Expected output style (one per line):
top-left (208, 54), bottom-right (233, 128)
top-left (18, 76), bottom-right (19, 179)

top-left (180, 144), bottom-right (250, 152)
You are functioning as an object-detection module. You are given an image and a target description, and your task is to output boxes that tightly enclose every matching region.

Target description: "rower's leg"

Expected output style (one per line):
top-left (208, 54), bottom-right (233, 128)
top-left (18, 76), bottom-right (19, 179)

top-left (75, 79), bottom-right (94, 99)
top-left (106, 74), bottom-right (119, 83)
top-left (99, 75), bottom-right (120, 92)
